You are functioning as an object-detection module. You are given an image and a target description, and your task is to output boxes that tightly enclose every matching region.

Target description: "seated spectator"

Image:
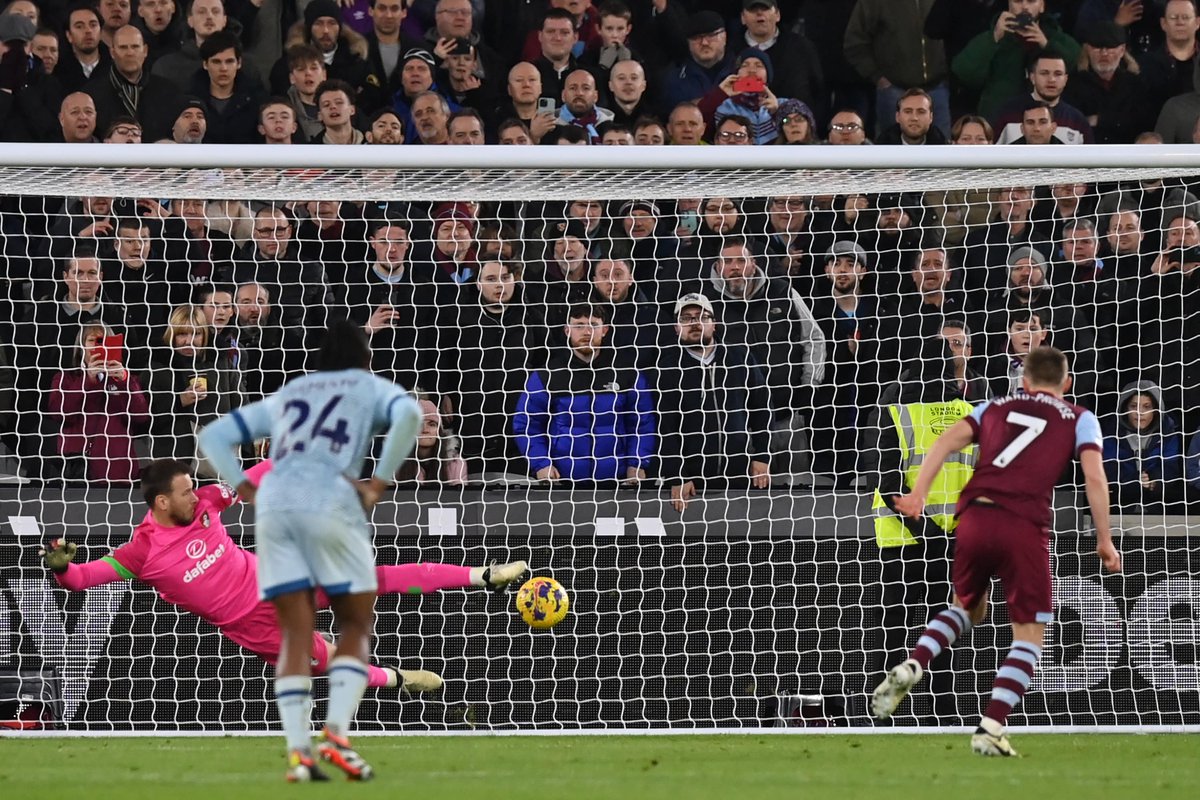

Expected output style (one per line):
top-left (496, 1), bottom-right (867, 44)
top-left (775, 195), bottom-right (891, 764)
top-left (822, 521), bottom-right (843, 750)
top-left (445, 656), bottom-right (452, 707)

top-left (257, 97), bottom-right (302, 144)
top-left (84, 24), bottom-right (176, 140)
top-left (992, 49), bottom-right (1094, 143)
top-left (490, 61), bottom-right (556, 143)
top-left (530, 7), bottom-right (583, 104)
top-left (736, 0), bottom-right (823, 116)
top-left (366, 108), bottom-right (405, 143)
top-left (49, 321), bottom-right (150, 483)
top-left (391, 48), bottom-right (441, 134)
top-left (952, 1), bottom-right (1081, 120)
top-left (190, 30), bottom-right (266, 144)
top-left (875, 88), bottom-right (948, 145)
top-left (150, 0), bottom-right (227, 93)
top-left (314, 78), bottom-right (364, 143)
top-left (695, 196), bottom-right (750, 261)
top-left (98, 0), bottom-right (133, 48)
top-left (144, 303), bottom-right (240, 471)
top-left (773, 99), bottom-right (817, 145)
top-left (169, 96), bottom-right (207, 142)
top-left (1008, 99), bottom-right (1062, 144)
top-left (652, 292), bottom-right (772, 511)
top-left (982, 245), bottom-right (1089, 358)
top-left (1104, 381), bottom-right (1185, 508)
top-left (449, 260), bottom-right (546, 475)
top-left (448, 107), bottom-right (486, 143)
top-left (826, 109), bottom-right (868, 144)
top-left (984, 308), bottom-right (1047, 397)
top-left (284, 44), bottom-right (327, 141)
top-left (761, 195), bottom-right (822, 294)
top-left (59, 91), bottom-right (99, 142)
top-left (496, 116), bottom-right (533, 144)
top-left (607, 59), bottom-right (653, 128)
top-left (699, 47), bottom-right (784, 145)
top-left (712, 113), bottom-right (753, 145)
top-left (1063, 20), bottom-right (1151, 143)
top-left (660, 10), bottom-right (734, 112)
top-left (923, 115), bottom-right (995, 247)
top-left (667, 101), bottom-right (706, 144)
top-left (233, 281), bottom-right (304, 402)
top-left (410, 89), bottom-right (450, 144)
top-left (556, 68), bottom-right (612, 143)
top-left (423, 202), bottom-right (479, 283)
top-left (633, 116), bottom-right (666, 145)
top-left (513, 303), bottom-right (655, 483)
top-left (268, 0), bottom-right (370, 97)
top-left (599, 122), bottom-right (633, 144)
top-left (556, 123), bottom-right (588, 141)
top-left (395, 396), bottom-right (469, 485)
top-left (58, 4), bottom-right (111, 93)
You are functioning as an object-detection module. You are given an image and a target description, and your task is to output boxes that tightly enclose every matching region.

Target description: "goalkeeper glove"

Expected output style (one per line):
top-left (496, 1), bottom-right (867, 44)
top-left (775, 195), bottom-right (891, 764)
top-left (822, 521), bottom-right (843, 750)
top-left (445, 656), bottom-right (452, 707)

top-left (40, 539), bottom-right (77, 574)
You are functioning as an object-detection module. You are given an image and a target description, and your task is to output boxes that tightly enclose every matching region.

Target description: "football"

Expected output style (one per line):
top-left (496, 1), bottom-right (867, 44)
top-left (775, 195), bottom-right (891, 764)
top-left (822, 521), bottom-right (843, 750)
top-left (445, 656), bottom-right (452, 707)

top-left (516, 577), bottom-right (570, 629)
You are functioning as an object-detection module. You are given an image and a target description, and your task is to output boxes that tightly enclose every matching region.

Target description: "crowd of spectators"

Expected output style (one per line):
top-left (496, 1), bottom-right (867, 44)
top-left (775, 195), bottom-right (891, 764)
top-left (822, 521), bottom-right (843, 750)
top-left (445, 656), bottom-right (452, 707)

top-left (1, 0), bottom-right (1199, 510)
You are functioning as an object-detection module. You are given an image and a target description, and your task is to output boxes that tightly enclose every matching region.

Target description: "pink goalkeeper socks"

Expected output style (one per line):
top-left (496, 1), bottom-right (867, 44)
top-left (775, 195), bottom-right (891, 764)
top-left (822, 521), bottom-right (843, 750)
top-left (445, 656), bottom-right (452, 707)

top-left (375, 563), bottom-right (473, 595)
top-left (366, 665), bottom-right (394, 688)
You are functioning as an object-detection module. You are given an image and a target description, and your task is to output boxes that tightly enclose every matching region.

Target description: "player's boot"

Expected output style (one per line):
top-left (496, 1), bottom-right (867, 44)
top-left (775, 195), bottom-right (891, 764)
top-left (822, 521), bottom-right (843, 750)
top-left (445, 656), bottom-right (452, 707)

top-left (317, 728), bottom-right (375, 781)
top-left (396, 668), bottom-right (444, 694)
top-left (871, 658), bottom-right (923, 719)
top-left (285, 749), bottom-right (329, 783)
top-left (482, 560), bottom-right (529, 590)
top-left (971, 717), bottom-right (1019, 757)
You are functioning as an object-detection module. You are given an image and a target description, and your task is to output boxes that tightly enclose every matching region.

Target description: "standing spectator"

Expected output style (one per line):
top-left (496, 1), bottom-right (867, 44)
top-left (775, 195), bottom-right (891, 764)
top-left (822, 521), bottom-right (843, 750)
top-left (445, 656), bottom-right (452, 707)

top-left (49, 322), bottom-right (150, 483)
top-left (532, 7), bottom-right (582, 104)
top-left (826, 108), bottom-right (869, 144)
top-left (652, 292), bottom-right (772, 511)
top-left (268, 0), bottom-right (371, 97)
top-left (1155, 45), bottom-right (1200, 141)
top-left (952, 0), bottom-right (1082, 120)
top-left (423, 0), bottom-right (504, 88)
top-left (190, 30), bottom-right (266, 144)
top-left (57, 3), bottom-right (111, 93)
top-left (234, 281), bottom-right (304, 402)
top-left (439, 39), bottom-right (500, 113)
top-left (1076, 0), bottom-right (1165, 55)
top-left (607, 59), bottom-right (652, 127)
top-left (1064, 20), bottom-right (1152, 143)
top-left (845, 0), bottom-right (950, 137)
top-left (513, 303), bottom-right (655, 483)
top-left (589, 255), bottom-right (662, 359)
top-left (150, 0), bottom-right (227, 92)
top-left (133, 0), bottom-right (180, 67)
top-left (991, 49), bottom-right (1094, 143)
top-left (875, 88), bottom-right (949, 145)
top-left (1103, 204), bottom-right (1150, 277)
top-left (284, 44), bottom-right (327, 141)
top-left (58, 91), bottom-right (98, 142)
top-left (1141, 0), bottom-right (1200, 110)
top-left (395, 397), bottom-right (469, 485)
top-left (698, 47), bottom-right (785, 145)
top-left (314, 78), bottom-right (364, 143)
top-left (449, 259), bottom-right (546, 476)
top-left (144, 303), bottom-right (240, 470)
top-left (409, 89), bottom-right (450, 143)
top-left (1138, 219), bottom-right (1200, 433)
top-left (104, 215), bottom-right (175, 372)
top-left (941, 319), bottom-right (992, 400)
top-left (666, 100), bottom-right (705, 144)
top-left (97, 0), bottom-right (132, 49)
top-left (735, 0), bottom-right (824, 119)
top-left (83, 24), bottom-right (177, 140)
top-left (578, 1), bottom-right (645, 89)
top-left (359, 0), bottom-right (425, 114)
top-left (1104, 380), bottom-right (1185, 508)
top-left (961, 185), bottom-right (1044, 297)
top-left (895, 246), bottom-right (976, 359)
top-left (0, 14), bottom-right (62, 143)
top-left (166, 196), bottom-right (238, 283)
top-left (425, 202), bottom-right (479, 283)
top-left (607, 200), bottom-right (680, 305)
top-left (661, 10), bottom-right (735, 112)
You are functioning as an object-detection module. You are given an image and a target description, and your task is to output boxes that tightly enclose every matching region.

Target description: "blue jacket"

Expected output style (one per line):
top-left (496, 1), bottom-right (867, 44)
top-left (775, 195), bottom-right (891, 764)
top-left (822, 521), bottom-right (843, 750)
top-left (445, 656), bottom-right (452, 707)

top-left (1103, 382), bottom-right (1184, 488)
top-left (514, 349), bottom-right (655, 481)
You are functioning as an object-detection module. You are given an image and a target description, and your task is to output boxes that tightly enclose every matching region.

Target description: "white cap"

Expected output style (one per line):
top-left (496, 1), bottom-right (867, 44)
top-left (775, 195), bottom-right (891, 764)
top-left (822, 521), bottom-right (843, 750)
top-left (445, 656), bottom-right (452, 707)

top-left (674, 292), bottom-right (714, 316)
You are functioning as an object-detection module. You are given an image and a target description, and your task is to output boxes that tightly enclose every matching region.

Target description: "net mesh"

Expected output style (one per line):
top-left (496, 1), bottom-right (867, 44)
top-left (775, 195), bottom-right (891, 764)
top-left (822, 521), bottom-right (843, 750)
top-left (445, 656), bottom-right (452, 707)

top-left (1, 153), bottom-right (1198, 732)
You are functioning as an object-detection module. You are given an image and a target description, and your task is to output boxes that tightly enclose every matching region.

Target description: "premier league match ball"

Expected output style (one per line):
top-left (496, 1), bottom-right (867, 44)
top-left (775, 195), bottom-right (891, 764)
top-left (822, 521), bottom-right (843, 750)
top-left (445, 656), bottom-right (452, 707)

top-left (516, 577), bottom-right (570, 629)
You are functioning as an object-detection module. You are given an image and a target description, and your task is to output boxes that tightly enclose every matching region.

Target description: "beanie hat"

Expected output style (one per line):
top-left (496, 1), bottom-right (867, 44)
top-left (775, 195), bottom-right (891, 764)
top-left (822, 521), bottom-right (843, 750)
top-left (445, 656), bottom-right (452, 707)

top-left (305, 0), bottom-right (342, 30)
top-left (736, 47), bottom-right (774, 85)
top-left (433, 203), bottom-right (475, 239)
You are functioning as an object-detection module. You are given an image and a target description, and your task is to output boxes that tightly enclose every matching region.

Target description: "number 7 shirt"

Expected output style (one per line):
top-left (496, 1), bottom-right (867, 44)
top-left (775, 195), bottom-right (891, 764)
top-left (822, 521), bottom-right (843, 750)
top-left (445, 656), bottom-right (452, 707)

top-left (958, 391), bottom-right (1103, 530)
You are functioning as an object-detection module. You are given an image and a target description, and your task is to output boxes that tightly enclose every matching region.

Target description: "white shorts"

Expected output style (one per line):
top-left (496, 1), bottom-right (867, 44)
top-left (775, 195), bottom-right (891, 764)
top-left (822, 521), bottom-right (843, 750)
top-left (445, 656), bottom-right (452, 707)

top-left (256, 507), bottom-right (378, 601)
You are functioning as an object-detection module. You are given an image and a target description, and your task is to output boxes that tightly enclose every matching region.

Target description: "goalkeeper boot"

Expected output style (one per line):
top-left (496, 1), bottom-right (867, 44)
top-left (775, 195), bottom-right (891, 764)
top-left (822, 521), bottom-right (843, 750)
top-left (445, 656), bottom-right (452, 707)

top-left (871, 658), bottom-right (923, 720)
top-left (482, 560), bottom-right (529, 590)
top-left (285, 749), bottom-right (329, 783)
top-left (396, 668), bottom-right (444, 695)
top-left (317, 728), bottom-right (374, 781)
top-left (971, 717), bottom-right (1019, 757)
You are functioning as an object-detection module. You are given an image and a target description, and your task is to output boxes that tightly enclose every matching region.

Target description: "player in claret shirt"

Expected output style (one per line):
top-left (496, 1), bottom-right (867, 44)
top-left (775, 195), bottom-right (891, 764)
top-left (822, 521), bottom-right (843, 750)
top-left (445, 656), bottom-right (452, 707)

top-left (871, 346), bottom-right (1121, 756)
top-left (41, 457), bottom-right (525, 696)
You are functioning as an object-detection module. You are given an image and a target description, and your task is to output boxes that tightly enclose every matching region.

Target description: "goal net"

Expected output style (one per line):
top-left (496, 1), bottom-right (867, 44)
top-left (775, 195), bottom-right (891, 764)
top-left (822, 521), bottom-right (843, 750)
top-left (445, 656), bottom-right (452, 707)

top-left (0, 145), bottom-right (1197, 733)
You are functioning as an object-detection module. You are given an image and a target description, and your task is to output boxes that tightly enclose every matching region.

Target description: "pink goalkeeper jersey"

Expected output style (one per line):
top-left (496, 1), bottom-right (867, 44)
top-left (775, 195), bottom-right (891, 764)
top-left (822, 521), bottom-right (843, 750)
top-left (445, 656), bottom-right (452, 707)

top-left (98, 463), bottom-right (270, 628)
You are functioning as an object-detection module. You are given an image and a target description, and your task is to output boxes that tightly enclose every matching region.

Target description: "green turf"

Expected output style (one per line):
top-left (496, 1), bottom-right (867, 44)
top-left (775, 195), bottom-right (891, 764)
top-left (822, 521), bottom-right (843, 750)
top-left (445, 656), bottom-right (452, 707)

top-left (1, 734), bottom-right (1195, 799)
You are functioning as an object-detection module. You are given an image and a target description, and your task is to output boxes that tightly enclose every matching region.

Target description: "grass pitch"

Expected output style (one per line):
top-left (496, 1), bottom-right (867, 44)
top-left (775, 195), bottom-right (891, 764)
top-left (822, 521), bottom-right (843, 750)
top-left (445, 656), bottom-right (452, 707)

top-left (1, 733), bottom-right (1194, 799)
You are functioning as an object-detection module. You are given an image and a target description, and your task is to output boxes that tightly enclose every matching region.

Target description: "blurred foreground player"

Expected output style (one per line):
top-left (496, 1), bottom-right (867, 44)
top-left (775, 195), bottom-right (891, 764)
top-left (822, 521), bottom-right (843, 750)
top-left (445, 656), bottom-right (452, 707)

top-left (41, 459), bottom-right (526, 691)
top-left (871, 346), bottom-right (1121, 756)
top-left (197, 321), bottom-right (436, 781)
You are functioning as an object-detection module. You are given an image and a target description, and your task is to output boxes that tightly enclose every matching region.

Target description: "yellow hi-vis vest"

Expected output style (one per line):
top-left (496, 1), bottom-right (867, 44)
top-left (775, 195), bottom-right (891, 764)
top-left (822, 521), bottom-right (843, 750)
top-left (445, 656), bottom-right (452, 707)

top-left (872, 400), bottom-right (978, 548)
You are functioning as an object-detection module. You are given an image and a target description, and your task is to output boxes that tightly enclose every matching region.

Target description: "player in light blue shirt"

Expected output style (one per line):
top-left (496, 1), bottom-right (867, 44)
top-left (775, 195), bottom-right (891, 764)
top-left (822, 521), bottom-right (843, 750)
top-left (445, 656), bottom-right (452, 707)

top-left (199, 320), bottom-right (421, 783)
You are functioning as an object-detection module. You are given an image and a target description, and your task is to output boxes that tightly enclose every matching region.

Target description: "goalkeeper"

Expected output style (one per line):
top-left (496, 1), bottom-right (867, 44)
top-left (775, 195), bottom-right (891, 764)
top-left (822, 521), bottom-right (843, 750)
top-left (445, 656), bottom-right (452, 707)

top-left (40, 457), bottom-right (526, 690)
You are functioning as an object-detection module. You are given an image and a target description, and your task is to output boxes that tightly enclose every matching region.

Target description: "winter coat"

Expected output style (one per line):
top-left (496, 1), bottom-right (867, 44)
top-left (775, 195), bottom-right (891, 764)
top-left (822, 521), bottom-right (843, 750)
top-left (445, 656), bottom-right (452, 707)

top-left (1157, 57), bottom-right (1200, 143)
top-left (144, 349), bottom-right (240, 463)
top-left (514, 348), bottom-right (655, 481)
top-left (1103, 381), bottom-right (1184, 503)
top-left (49, 369), bottom-right (150, 482)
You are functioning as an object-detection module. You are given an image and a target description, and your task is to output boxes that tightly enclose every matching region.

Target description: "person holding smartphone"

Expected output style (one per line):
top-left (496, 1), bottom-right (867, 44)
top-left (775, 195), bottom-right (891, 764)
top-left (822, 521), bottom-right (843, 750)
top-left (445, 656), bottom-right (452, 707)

top-left (49, 323), bottom-right (150, 483)
top-left (697, 47), bottom-right (786, 145)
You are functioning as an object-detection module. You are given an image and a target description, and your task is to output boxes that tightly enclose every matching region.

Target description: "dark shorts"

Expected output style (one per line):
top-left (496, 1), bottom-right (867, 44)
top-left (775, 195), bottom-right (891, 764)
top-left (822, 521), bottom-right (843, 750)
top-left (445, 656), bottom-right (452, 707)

top-left (952, 503), bottom-right (1053, 625)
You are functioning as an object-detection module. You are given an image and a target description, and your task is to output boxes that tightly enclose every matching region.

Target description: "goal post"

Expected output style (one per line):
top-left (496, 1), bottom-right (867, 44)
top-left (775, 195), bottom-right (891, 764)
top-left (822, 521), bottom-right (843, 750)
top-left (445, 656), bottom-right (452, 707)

top-left (0, 144), bottom-right (1197, 734)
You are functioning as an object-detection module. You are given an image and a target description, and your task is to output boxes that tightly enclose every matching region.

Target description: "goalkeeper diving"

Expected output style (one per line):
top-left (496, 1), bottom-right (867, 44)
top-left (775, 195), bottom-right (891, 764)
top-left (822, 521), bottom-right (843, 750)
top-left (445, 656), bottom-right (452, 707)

top-left (41, 456), bottom-right (527, 691)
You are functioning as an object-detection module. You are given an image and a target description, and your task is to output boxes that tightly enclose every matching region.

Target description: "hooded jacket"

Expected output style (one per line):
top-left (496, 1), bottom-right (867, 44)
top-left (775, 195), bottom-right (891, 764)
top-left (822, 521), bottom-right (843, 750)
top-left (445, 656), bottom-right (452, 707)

top-left (1103, 381), bottom-right (1184, 498)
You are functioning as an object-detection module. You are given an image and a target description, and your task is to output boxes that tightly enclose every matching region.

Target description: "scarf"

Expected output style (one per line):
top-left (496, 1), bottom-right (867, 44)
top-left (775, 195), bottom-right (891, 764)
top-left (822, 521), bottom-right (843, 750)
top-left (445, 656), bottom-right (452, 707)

top-left (108, 66), bottom-right (144, 118)
top-left (735, 91), bottom-right (763, 113)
